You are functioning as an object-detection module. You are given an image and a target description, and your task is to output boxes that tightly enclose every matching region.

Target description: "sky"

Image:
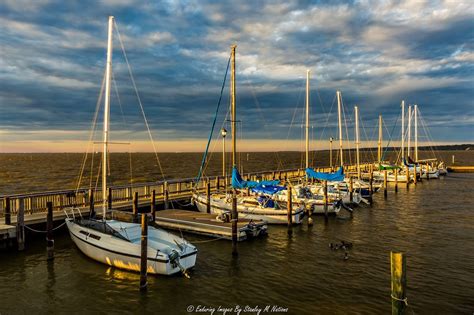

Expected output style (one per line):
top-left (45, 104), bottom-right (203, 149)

top-left (0, 0), bottom-right (473, 152)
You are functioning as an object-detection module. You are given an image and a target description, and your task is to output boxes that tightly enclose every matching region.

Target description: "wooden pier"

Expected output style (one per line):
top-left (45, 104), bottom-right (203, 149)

top-left (154, 209), bottom-right (267, 241)
top-left (447, 166), bottom-right (474, 173)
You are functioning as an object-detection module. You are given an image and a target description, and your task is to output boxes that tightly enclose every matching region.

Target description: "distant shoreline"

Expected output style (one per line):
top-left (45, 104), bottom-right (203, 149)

top-left (0, 144), bottom-right (472, 154)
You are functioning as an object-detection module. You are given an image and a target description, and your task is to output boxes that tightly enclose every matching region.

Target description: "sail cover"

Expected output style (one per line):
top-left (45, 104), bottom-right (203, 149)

top-left (232, 166), bottom-right (281, 189)
top-left (305, 166), bottom-right (345, 182)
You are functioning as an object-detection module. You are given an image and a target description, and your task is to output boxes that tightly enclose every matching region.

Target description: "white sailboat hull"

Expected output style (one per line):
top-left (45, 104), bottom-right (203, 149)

top-left (66, 219), bottom-right (197, 275)
top-left (372, 171), bottom-right (410, 182)
top-left (421, 170), bottom-right (440, 179)
top-left (193, 194), bottom-right (305, 224)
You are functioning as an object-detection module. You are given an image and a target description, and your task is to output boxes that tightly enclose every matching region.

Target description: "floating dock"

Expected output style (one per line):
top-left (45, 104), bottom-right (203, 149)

top-left (154, 209), bottom-right (267, 241)
top-left (447, 166), bottom-right (474, 173)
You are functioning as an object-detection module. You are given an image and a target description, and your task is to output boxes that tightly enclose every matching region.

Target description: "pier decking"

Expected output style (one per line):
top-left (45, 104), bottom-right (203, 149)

top-left (155, 209), bottom-right (267, 241)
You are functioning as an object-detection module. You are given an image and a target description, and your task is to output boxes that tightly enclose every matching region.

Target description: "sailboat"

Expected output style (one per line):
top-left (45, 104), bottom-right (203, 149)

top-left (193, 45), bottom-right (305, 224)
top-left (65, 16), bottom-right (197, 275)
top-left (274, 70), bottom-right (342, 214)
top-left (302, 90), bottom-right (364, 206)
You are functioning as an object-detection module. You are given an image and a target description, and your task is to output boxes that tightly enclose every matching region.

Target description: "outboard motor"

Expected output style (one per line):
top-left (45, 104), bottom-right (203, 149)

top-left (169, 249), bottom-right (190, 279)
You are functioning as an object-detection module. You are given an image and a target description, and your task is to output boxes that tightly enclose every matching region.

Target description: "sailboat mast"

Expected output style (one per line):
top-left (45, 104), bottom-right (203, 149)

top-left (378, 115), bottom-right (382, 164)
top-left (336, 91), bottom-right (343, 166)
top-left (401, 100), bottom-right (405, 160)
top-left (102, 16), bottom-right (114, 217)
top-left (407, 105), bottom-right (412, 158)
top-left (414, 104), bottom-right (418, 162)
top-left (355, 106), bottom-right (360, 179)
top-left (305, 70), bottom-right (310, 170)
top-left (231, 45), bottom-right (237, 168)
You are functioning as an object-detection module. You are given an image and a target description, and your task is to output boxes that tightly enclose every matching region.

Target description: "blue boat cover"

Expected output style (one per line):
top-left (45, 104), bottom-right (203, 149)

top-left (305, 166), bottom-right (345, 181)
top-left (232, 166), bottom-right (285, 194)
top-left (252, 185), bottom-right (286, 195)
top-left (231, 166), bottom-right (280, 188)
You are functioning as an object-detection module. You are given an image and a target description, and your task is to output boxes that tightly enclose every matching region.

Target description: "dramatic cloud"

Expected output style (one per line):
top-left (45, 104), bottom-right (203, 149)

top-left (0, 0), bottom-right (473, 152)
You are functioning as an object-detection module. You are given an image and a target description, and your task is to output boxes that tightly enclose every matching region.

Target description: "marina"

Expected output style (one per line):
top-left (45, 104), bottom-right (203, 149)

top-left (1, 1), bottom-right (473, 314)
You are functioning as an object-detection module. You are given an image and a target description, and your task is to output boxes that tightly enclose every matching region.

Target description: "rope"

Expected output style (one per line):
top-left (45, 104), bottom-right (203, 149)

top-left (74, 69), bottom-right (106, 193)
top-left (381, 110), bottom-right (401, 162)
top-left (391, 294), bottom-right (408, 306)
top-left (24, 221), bottom-right (67, 233)
top-left (114, 21), bottom-right (166, 181)
top-left (111, 70), bottom-right (134, 187)
top-left (195, 55), bottom-right (230, 185)
top-left (186, 235), bottom-right (228, 243)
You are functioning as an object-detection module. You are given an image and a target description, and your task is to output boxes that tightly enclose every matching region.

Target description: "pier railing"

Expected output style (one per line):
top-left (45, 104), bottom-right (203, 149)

top-left (0, 165), bottom-right (367, 217)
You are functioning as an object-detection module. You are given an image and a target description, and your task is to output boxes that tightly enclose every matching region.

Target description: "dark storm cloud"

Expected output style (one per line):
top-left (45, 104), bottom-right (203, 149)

top-left (1, 0), bottom-right (473, 146)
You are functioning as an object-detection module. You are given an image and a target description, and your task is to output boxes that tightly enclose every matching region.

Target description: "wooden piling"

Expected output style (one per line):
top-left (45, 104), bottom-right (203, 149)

top-left (206, 181), bottom-right (211, 214)
top-left (89, 189), bottom-right (95, 217)
top-left (4, 197), bottom-right (11, 225)
top-left (391, 252), bottom-right (407, 314)
top-left (17, 198), bottom-right (25, 251)
top-left (384, 170), bottom-right (388, 199)
top-left (164, 181), bottom-right (169, 210)
top-left (369, 166), bottom-right (374, 205)
top-left (349, 176), bottom-right (353, 203)
top-left (140, 213), bottom-right (148, 291)
top-left (324, 180), bottom-right (328, 221)
top-left (108, 187), bottom-right (112, 209)
top-left (394, 169), bottom-right (398, 193)
top-left (413, 167), bottom-right (417, 185)
top-left (426, 163), bottom-right (429, 181)
top-left (133, 191), bottom-right (138, 216)
top-left (287, 186), bottom-right (292, 234)
top-left (231, 192), bottom-right (238, 256)
top-left (151, 190), bottom-right (156, 221)
top-left (46, 201), bottom-right (54, 261)
top-left (405, 166), bottom-right (410, 188)
top-left (216, 176), bottom-right (220, 190)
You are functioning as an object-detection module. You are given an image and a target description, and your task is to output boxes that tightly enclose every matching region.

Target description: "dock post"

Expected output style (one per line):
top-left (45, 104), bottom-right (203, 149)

top-left (394, 169), bottom-right (398, 193)
top-left (452, 155), bottom-right (455, 165)
top-left (369, 166), bottom-right (374, 206)
top-left (164, 181), bottom-right (169, 210)
top-left (384, 170), bottom-right (388, 199)
top-left (133, 191), bottom-right (139, 216)
top-left (151, 190), bottom-right (156, 221)
top-left (349, 176), bottom-right (353, 203)
top-left (4, 197), bottom-right (11, 225)
top-left (17, 198), bottom-right (25, 251)
top-left (413, 167), bottom-right (417, 185)
top-left (324, 180), bottom-right (328, 222)
top-left (46, 201), bottom-right (54, 261)
top-left (287, 186), bottom-right (292, 234)
top-left (206, 181), bottom-right (211, 214)
top-left (405, 166), bottom-right (410, 188)
top-left (231, 192), bottom-right (238, 256)
top-left (391, 252), bottom-right (407, 314)
top-left (89, 189), bottom-right (95, 217)
top-left (426, 163), bottom-right (429, 181)
top-left (140, 213), bottom-right (148, 291)
top-left (108, 187), bottom-right (112, 209)
top-left (216, 176), bottom-right (220, 190)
